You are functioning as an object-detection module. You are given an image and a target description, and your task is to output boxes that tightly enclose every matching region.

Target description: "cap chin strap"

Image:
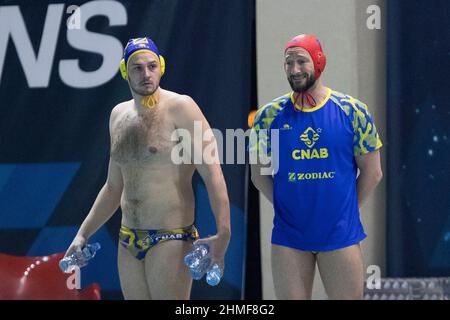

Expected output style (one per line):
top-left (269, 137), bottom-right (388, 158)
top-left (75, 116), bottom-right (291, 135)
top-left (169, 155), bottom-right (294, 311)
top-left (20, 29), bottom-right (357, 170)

top-left (141, 94), bottom-right (158, 109)
top-left (293, 91), bottom-right (317, 112)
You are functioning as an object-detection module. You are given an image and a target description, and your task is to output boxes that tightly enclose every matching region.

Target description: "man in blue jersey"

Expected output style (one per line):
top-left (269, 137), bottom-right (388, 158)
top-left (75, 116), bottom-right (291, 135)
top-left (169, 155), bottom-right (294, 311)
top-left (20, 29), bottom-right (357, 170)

top-left (250, 34), bottom-right (383, 299)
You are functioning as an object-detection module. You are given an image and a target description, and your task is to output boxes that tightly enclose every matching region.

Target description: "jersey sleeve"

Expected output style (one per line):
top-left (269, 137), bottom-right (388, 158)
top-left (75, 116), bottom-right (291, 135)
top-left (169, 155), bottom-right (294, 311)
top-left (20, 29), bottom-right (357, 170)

top-left (350, 100), bottom-right (383, 156)
top-left (249, 104), bottom-right (273, 157)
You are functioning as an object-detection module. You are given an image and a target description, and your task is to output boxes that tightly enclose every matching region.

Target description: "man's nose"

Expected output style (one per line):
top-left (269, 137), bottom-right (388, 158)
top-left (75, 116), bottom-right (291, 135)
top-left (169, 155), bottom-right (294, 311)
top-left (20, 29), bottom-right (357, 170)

top-left (142, 67), bottom-right (151, 78)
top-left (291, 62), bottom-right (303, 74)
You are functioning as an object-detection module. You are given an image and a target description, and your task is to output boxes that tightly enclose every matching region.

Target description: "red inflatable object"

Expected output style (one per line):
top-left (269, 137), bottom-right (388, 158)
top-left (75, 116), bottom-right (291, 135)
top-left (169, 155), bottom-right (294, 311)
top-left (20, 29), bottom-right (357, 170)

top-left (0, 252), bottom-right (101, 300)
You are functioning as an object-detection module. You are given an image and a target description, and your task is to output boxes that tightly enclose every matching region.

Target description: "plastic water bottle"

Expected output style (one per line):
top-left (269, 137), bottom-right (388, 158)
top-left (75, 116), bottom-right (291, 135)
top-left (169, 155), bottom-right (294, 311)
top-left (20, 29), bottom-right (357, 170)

top-left (59, 242), bottom-right (101, 273)
top-left (206, 263), bottom-right (222, 286)
top-left (184, 244), bottom-right (211, 280)
top-left (184, 244), bottom-right (223, 286)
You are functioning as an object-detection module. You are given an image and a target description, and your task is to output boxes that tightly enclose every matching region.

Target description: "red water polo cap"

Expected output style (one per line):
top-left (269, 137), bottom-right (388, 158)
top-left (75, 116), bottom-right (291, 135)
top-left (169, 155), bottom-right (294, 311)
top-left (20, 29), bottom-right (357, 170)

top-left (285, 34), bottom-right (326, 79)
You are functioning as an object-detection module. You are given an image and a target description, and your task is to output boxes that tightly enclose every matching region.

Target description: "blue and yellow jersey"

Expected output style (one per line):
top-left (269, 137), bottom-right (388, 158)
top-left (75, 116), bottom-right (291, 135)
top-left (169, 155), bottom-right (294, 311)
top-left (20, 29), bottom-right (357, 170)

top-left (250, 88), bottom-right (382, 251)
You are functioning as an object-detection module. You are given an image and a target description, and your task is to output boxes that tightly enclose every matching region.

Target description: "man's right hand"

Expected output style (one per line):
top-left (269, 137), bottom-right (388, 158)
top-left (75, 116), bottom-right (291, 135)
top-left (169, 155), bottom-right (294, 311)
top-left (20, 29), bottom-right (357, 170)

top-left (64, 235), bottom-right (87, 258)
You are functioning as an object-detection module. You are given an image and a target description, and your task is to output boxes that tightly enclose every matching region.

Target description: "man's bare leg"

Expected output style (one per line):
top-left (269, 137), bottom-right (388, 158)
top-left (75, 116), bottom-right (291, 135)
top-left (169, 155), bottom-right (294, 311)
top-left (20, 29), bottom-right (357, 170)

top-left (145, 240), bottom-right (193, 300)
top-left (316, 244), bottom-right (364, 300)
top-left (117, 244), bottom-right (152, 299)
top-left (271, 244), bottom-right (316, 299)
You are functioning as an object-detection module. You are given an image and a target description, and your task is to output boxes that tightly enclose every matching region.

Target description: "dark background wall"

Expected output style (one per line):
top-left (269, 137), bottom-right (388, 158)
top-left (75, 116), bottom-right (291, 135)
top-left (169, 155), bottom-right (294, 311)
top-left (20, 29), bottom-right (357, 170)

top-left (387, 0), bottom-right (450, 277)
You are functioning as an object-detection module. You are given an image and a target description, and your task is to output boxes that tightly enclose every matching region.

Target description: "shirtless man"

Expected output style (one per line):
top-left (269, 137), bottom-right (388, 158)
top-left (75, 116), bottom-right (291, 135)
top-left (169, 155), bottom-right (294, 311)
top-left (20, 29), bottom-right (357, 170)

top-left (64, 37), bottom-right (231, 300)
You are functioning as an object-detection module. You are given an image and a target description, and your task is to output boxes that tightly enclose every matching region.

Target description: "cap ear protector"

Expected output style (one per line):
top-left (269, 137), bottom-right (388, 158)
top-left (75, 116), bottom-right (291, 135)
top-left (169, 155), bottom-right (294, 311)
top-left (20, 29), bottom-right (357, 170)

top-left (119, 58), bottom-right (127, 80)
top-left (119, 37), bottom-right (166, 81)
top-left (159, 55), bottom-right (166, 76)
top-left (285, 34), bottom-right (326, 79)
top-left (119, 54), bottom-right (165, 80)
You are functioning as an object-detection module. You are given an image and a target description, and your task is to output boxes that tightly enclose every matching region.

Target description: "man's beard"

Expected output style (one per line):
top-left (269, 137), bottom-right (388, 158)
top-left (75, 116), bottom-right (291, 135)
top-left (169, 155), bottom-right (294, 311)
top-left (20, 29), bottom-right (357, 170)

top-left (288, 73), bottom-right (316, 93)
top-left (129, 81), bottom-right (157, 96)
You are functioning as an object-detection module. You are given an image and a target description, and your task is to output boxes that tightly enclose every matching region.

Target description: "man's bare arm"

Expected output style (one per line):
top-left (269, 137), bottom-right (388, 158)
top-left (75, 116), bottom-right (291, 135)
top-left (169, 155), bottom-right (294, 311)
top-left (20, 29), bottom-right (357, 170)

top-left (65, 107), bottom-right (124, 257)
top-left (250, 163), bottom-right (273, 204)
top-left (75, 158), bottom-right (123, 240)
top-left (355, 149), bottom-right (383, 210)
top-left (171, 95), bottom-right (230, 267)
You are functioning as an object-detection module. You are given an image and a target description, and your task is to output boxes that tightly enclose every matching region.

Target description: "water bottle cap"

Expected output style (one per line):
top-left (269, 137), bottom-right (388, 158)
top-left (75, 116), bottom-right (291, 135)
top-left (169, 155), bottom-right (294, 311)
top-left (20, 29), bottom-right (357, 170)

top-left (206, 264), bottom-right (222, 286)
top-left (59, 259), bottom-right (75, 273)
top-left (59, 260), bottom-right (68, 271)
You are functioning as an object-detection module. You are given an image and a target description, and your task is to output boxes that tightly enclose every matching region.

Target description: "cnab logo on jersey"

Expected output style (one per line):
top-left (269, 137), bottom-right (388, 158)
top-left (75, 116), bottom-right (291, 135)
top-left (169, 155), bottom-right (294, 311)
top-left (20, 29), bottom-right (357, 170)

top-left (300, 127), bottom-right (320, 148)
top-left (292, 127), bottom-right (329, 160)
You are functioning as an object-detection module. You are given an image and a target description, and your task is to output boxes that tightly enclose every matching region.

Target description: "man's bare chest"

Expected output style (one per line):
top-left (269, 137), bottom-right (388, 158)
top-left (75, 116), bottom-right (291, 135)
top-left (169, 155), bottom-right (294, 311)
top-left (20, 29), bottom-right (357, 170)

top-left (110, 109), bottom-right (176, 164)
